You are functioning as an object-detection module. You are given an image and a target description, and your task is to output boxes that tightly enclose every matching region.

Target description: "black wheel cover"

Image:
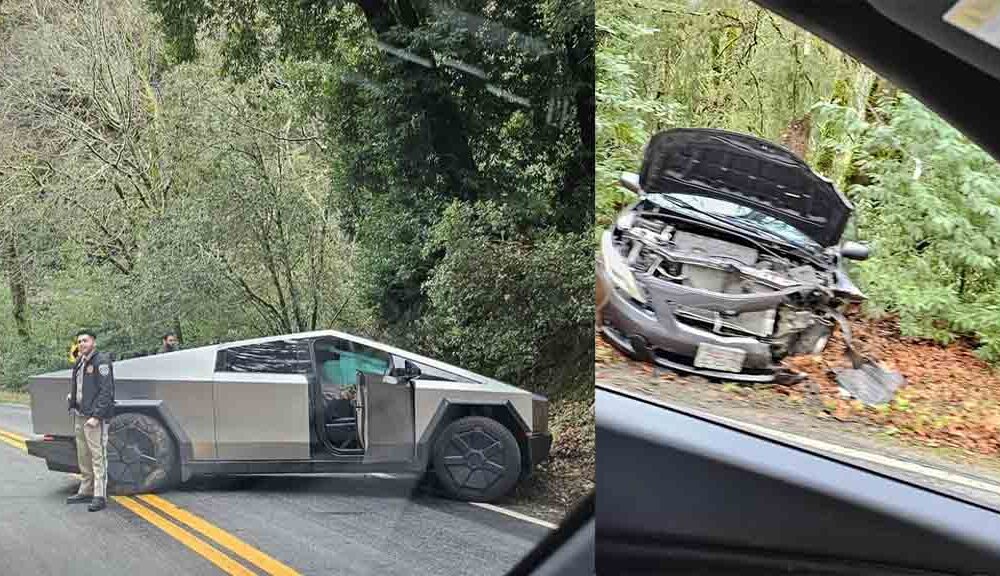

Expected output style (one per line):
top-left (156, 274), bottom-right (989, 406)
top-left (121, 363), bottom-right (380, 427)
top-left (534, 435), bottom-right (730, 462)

top-left (432, 416), bottom-right (522, 502)
top-left (441, 427), bottom-right (508, 492)
top-left (106, 413), bottom-right (176, 494)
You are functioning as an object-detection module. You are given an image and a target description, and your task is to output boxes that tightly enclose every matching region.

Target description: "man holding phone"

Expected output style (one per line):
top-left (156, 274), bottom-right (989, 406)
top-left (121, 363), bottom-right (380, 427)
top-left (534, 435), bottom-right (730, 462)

top-left (65, 329), bottom-right (115, 511)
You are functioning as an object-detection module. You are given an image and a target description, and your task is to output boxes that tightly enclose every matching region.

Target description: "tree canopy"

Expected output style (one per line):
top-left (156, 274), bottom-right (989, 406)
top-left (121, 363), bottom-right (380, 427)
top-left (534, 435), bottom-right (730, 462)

top-left (1, 0), bottom-right (594, 398)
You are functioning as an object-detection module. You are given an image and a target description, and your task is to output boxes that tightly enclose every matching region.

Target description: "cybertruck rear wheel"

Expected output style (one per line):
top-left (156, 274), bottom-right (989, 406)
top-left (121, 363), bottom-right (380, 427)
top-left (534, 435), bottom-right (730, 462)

top-left (107, 412), bottom-right (177, 495)
top-left (432, 416), bottom-right (521, 502)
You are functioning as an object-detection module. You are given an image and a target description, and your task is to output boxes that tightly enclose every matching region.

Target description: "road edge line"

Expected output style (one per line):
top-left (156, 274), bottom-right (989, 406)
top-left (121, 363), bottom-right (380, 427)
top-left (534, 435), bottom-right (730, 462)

top-left (468, 502), bottom-right (558, 530)
top-left (708, 413), bottom-right (1000, 497)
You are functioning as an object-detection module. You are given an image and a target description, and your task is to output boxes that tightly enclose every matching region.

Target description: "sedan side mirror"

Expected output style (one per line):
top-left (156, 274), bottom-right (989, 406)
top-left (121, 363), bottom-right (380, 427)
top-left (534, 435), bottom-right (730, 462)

top-left (619, 172), bottom-right (642, 195)
top-left (840, 241), bottom-right (870, 261)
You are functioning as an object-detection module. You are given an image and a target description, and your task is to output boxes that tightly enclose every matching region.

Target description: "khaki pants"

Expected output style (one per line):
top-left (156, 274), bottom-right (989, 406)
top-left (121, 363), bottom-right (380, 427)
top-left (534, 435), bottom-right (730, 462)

top-left (74, 414), bottom-right (109, 499)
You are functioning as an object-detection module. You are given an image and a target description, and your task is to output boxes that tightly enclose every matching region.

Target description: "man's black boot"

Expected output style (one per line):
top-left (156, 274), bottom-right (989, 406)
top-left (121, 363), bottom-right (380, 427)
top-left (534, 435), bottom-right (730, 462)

top-left (66, 494), bottom-right (92, 504)
top-left (87, 497), bottom-right (106, 512)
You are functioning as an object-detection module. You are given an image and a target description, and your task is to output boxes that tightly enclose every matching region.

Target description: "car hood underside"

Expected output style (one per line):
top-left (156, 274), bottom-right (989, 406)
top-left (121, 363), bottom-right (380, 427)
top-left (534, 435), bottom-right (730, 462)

top-left (638, 128), bottom-right (853, 247)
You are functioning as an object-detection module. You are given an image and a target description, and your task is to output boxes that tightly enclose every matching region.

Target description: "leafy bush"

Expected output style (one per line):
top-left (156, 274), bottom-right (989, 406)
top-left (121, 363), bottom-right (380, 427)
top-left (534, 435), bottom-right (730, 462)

top-left (813, 94), bottom-right (1000, 360)
top-left (418, 201), bottom-right (595, 398)
top-left (596, 0), bottom-right (859, 228)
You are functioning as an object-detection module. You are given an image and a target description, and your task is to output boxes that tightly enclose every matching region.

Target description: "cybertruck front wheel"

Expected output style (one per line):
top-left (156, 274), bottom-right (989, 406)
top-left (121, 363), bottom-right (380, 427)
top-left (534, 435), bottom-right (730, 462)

top-left (432, 416), bottom-right (521, 502)
top-left (107, 412), bottom-right (177, 495)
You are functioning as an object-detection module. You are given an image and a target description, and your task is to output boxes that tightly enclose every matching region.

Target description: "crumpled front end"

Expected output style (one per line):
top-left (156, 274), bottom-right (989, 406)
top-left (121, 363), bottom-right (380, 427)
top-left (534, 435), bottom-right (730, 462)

top-left (598, 202), bottom-right (859, 382)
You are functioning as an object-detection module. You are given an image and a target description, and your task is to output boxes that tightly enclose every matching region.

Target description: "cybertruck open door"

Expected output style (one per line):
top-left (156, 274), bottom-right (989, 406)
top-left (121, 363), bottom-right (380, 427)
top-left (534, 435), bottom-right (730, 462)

top-left (308, 335), bottom-right (415, 464)
top-left (358, 364), bottom-right (417, 463)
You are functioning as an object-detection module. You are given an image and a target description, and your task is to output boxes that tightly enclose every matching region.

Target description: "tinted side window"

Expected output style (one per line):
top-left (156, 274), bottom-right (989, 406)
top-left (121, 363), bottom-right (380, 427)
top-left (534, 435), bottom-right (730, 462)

top-left (216, 339), bottom-right (311, 374)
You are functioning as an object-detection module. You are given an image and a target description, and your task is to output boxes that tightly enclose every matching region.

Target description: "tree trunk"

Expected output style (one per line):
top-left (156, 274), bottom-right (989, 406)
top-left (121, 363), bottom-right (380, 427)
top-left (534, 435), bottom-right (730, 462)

top-left (172, 316), bottom-right (183, 345)
top-left (779, 113), bottom-right (811, 159)
top-left (831, 66), bottom-right (876, 190)
top-left (1, 234), bottom-right (30, 338)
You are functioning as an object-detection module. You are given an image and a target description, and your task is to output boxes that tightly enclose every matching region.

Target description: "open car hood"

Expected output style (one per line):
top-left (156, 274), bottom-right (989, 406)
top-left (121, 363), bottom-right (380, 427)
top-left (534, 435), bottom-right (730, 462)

top-left (638, 128), bottom-right (853, 247)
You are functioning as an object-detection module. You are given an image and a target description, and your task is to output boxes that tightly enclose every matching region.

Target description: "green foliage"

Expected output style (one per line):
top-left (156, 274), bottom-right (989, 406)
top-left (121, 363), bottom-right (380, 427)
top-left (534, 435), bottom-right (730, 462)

top-left (599, 0), bottom-right (1000, 364)
top-left (419, 201), bottom-right (595, 398)
top-left (143, 0), bottom-right (596, 394)
top-left (596, 0), bottom-right (859, 227)
top-left (1, 0), bottom-right (595, 399)
top-left (595, 3), bottom-right (674, 227)
top-left (813, 95), bottom-right (1000, 361)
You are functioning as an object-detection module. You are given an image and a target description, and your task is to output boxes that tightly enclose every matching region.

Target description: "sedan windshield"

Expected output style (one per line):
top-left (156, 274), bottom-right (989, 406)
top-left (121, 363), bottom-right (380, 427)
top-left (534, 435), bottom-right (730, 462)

top-left (656, 192), bottom-right (819, 248)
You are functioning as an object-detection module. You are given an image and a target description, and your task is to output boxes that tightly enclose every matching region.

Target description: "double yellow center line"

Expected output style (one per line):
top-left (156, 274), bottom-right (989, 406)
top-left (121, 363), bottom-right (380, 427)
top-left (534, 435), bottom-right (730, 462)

top-left (0, 427), bottom-right (26, 451)
top-left (0, 425), bottom-right (299, 576)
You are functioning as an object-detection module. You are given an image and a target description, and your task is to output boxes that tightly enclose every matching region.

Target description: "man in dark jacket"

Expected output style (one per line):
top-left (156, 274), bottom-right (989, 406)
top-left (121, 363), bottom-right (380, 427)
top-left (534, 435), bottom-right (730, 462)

top-left (65, 329), bottom-right (114, 511)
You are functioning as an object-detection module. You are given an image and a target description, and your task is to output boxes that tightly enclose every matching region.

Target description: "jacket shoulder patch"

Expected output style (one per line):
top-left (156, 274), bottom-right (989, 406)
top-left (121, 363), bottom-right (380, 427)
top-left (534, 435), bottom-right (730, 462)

top-left (98, 364), bottom-right (110, 376)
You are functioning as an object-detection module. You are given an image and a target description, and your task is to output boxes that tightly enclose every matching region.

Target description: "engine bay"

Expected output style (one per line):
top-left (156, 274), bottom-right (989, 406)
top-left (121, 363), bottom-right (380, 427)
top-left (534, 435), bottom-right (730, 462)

top-left (612, 204), bottom-right (841, 361)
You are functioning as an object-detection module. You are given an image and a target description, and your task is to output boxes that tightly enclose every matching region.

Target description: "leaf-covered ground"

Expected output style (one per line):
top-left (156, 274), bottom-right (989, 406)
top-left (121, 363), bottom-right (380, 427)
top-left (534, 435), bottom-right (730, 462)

top-left (598, 308), bottom-right (1000, 458)
top-left (783, 307), bottom-right (1000, 456)
top-left (504, 399), bottom-right (595, 525)
top-left (596, 308), bottom-right (1000, 495)
top-left (595, 319), bottom-right (1000, 510)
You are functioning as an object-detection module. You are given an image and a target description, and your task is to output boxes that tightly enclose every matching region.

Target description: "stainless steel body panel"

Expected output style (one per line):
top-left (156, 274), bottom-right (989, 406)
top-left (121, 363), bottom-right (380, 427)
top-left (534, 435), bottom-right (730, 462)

top-left (360, 374), bottom-right (415, 462)
top-left (119, 379), bottom-right (217, 458)
top-left (29, 375), bottom-right (74, 437)
top-left (213, 371), bottom-right (311, 460)
top-left (29, 347), bottom-right (222, 459)
top-left (412, 380), bottom-right (534, 439)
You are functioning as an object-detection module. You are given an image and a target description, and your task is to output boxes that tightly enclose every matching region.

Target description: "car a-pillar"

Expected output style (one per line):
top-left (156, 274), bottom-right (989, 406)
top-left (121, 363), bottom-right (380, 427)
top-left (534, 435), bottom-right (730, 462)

top-left (105, 401), bottom-right (187, 495)
top-left (419, 401), bottom-right (529, 502)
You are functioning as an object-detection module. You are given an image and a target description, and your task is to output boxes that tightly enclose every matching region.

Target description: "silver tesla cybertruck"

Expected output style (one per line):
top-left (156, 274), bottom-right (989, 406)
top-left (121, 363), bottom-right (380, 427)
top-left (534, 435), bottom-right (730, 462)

top-left (25, 330), bottom-right (552, 502)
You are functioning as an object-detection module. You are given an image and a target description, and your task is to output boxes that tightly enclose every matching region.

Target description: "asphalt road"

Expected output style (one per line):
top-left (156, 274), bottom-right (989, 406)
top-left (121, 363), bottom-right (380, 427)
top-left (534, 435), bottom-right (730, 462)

top-left (0, 403), bottom-right (550, 576)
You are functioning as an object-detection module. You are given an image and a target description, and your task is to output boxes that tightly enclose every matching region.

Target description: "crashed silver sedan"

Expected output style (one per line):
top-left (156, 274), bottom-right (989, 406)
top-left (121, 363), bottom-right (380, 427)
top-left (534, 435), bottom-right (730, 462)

top-left (25, 330), bottom-right (552, 502)
top-left (597, 128), bottom-right (873, 384)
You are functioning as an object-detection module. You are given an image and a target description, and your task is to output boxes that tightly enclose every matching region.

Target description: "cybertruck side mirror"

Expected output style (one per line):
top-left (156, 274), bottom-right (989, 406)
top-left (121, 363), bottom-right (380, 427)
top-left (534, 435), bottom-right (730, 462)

top-left (840, 241), bottom-right (870, 261)
top-left (390, 360), bottom-right (421, 380)
top-left (619, 172), bottom-right (642, 196)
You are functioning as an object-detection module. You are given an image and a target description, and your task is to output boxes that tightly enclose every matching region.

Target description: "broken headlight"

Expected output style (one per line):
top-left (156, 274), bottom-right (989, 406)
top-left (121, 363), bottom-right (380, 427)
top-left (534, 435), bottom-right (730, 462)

top-left (601, 229), bottom-right (647, 304)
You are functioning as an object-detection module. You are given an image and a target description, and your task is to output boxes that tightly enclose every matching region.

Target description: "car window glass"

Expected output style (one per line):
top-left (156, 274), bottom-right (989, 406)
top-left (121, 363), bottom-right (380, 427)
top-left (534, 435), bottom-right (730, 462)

top-left (664, 192), bottom-right (816, 247)
top-left (597, 0), bottom-right (1000, 516)
top-left (218, 339), bottom-right (311, 374)
top-left (408, 361), bottom-right (460, 382)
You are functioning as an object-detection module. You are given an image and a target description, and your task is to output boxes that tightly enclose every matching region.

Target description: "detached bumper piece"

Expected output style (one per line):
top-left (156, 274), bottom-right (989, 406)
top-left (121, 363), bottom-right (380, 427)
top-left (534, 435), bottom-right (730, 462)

top-left (528, 433), bottom-right (553, 467)
top-left (25, 436), bottom-right (79, 473)
top-left (830, 310), bottom-right (905, 405)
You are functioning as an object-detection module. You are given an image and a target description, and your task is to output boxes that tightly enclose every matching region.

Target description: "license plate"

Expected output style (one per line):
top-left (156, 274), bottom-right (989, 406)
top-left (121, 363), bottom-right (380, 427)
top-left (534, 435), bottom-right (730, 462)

top-left (693, 344), bottom-right (746, 372)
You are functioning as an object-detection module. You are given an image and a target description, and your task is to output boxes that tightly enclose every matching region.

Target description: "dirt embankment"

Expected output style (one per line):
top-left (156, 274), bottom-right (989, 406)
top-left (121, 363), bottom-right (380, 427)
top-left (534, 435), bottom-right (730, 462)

top-left (503, 399), bottom-right (595, 525)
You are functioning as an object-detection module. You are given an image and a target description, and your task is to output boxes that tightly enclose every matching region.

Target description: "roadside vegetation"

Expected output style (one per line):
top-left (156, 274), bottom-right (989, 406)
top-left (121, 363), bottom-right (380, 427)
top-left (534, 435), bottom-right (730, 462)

top-left (1, 0), bottom-right (594, 511)
top-left (597, 0), bottom-right (1000, 456)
